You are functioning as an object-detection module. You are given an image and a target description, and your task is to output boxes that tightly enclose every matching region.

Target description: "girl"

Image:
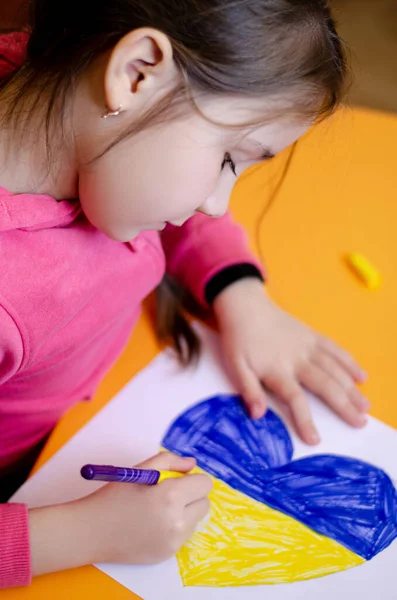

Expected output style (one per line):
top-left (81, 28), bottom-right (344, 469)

top-left (0, 0), bottom-right (369, 589)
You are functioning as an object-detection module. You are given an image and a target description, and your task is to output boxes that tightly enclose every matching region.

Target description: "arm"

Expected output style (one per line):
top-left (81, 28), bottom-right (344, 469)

top-left (0, 308), bottom-right (30, 588)
top-left (0, 504), bottom-right (30, 589)
top-left (162, 212), bottom-right (368, 444)
top-left (0, 308), bottom-right (97, 586)
top-left (4, 453), bottom-right (210, 588)
top-left (28, 501), bottom-right (97, 578)
top-left (0, 502), bottom-right (84, 589)
top-left (161, 211), bottom-right (264, 307)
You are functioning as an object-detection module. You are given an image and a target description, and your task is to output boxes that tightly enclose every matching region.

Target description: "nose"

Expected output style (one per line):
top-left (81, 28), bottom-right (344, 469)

top-left (198, 159), bottom-right (259, 218)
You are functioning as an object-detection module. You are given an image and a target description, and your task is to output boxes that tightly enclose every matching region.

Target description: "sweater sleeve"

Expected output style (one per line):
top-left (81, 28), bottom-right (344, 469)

top-left (161, 212), bottom-right (265, 306)
top-left (0, 504), bottom-right (31, 589)
top-left (0, 32), bottom-right (29, 79)
top-left (0, 307), bottom-right (30, 588)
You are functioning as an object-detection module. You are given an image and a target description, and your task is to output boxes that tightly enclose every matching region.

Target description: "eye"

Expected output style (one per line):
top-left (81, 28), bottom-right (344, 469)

top-left (221, 153), bottom-right (237, 176)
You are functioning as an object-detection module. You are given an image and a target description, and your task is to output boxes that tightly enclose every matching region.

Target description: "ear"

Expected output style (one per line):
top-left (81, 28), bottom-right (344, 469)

top-left (103, 28), bottom-right (179, 115)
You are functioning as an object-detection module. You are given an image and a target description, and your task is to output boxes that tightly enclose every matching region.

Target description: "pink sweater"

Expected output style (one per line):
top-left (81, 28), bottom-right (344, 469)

top-left (0, 34), bottom-right (260, 588)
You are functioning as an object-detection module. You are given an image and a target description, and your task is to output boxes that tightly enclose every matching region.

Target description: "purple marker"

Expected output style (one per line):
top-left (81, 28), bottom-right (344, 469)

top-left (80, 464), bottom-right (184, 485)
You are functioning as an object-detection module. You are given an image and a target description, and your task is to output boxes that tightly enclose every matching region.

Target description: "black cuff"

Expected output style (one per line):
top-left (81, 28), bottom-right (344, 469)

top-left (205, 263), bottom-right (264, 305)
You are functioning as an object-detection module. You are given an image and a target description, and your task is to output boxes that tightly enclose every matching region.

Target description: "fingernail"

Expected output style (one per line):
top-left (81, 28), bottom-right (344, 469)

top-left (305, 425), bottom-right (320, 445)
top-left (250, 404), bottom-right (265, 420)
top-left (309, 431), bottom-right (321, 445)
top-left (356, 413), bottom-right (368, 426)
top-left (358, 396), bottom-right (371, 411)
top-left (358, 369), bottom-right (368, 382)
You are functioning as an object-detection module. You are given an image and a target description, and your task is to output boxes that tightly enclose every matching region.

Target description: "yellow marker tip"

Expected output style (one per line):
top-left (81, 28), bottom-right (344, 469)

top-left (157, 470), bottom-right (185, 483)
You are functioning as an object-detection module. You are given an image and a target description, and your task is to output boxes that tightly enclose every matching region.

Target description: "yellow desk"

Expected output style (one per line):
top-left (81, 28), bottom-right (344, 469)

top-left (4, 108), bottom-right (397, 599)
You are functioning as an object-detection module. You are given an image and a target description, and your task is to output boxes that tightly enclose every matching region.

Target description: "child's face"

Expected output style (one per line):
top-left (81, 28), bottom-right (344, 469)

top-left (78, 96), bottom-right (309, 242)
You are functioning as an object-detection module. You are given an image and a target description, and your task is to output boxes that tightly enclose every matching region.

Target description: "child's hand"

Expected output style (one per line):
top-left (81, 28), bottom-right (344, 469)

top-left (85, 451), bottom-right (212, 565)
top-left (30, 452), bottom-right (211, 577)
top-left (213, 279), bottom-right (369, 445)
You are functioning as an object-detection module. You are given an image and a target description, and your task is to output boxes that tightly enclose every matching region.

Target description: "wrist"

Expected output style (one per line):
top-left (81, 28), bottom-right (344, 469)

top-left (205, 264), bottom-right (264, 306)
top-left (213, 278), bottom-right (270, 323)
top-left (29, 497), bottom-right (98, 577)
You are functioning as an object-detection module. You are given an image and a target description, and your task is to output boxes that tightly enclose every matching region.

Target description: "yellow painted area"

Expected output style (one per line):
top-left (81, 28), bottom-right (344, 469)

top-left (177, 468), bottom-right (364, 587)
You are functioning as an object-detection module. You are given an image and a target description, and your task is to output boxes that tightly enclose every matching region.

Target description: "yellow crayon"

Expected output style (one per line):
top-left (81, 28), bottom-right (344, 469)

top-left (157, 470), bottom-right (185, 483)
top-left (346, 252), bottom-right (381, 290)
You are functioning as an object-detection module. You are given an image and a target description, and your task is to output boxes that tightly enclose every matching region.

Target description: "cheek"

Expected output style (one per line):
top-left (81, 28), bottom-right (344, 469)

top-left (78, 117), bottom-right (224, 236)
top-left (168, 163), bottom-right (219, 213)
top-left (79, 153), bottom-right (221, 238)
top-left (78, 176), bottom-right (125, 240)
top-left (135, 148), bottom-right (221, 218)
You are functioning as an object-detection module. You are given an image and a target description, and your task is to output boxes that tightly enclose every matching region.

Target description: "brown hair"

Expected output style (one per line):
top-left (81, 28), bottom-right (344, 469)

top-left (1, 0), bottom-right (347, 363)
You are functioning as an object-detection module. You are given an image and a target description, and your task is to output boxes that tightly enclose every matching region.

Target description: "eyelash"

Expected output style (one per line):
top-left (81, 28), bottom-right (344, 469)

top-left (221, 153), bottom-right (237, 176)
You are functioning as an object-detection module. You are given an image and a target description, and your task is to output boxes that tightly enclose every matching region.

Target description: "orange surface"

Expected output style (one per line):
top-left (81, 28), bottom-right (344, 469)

top-left (4, 107), bottom-right (397, 599)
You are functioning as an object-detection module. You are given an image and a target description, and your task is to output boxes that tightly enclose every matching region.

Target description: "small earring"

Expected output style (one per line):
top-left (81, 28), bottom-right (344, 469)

top-left (101, 105), bottom-right (122, 119)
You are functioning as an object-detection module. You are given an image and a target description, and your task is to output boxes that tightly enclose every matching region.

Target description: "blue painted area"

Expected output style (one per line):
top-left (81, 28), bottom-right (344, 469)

top-left (162, 394), bottom-right (397, 561)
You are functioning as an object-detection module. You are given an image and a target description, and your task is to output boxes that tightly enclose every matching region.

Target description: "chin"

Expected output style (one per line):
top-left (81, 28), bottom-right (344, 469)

top-left (95, 222), bottom-right (163, 242)
top-left (96, 225), bottom-right (141, 243)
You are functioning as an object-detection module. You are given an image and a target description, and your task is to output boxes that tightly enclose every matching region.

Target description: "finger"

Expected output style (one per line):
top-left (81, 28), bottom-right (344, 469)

top-left (185, 497), bottom-right (211, 532)
top-left (235, 359), bottom-right (268, 419)
top-left (162, 473), bottom-right (213, 506)
top-left (137, 451), bottom-right (196, 473)
top-left (299, 365), bottom-right (367, 428)
top-left (318, 337), bottom-right (367, 383)
top-left (269, 377), bottom-right (320, 445)
top-left (312, 353), bottom-right (370, 412)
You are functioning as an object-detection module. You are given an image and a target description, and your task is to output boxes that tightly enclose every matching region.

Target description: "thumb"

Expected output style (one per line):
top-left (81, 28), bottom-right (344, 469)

top-left (236, 360), bottom-right (268, 420)
top-left (137, 451), bottom-right (196, 473)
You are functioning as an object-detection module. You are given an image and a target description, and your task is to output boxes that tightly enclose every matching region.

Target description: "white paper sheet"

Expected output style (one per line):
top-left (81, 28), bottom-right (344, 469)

top-left (12, 325), bottom-right (397, 600)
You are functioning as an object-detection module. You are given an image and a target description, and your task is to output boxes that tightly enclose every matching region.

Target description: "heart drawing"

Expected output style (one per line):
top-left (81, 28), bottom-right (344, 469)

top-left (162, 394), bottom-right (397, 587)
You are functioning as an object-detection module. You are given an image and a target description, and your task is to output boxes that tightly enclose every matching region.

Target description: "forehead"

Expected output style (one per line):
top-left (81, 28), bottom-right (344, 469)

top-left (190, 94), bottom-right (310, 154)
top-left (236, 120), bottom-right (310, 155)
